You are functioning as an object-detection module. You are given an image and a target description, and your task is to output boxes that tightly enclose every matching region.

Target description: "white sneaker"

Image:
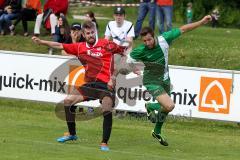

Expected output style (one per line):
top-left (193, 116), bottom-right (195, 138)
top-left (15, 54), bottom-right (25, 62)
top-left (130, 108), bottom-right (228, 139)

top-left (48, 48), bottom-right (53, 55)
top-left (9, 25), bottom-right (15, 31)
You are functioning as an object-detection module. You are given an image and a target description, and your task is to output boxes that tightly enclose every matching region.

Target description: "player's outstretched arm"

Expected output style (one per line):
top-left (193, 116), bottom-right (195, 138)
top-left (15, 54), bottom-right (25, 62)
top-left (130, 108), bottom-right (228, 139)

top-left (32, 36), bottom-right (64, 50)
top-left (180, 15), bottom-right (212, 34)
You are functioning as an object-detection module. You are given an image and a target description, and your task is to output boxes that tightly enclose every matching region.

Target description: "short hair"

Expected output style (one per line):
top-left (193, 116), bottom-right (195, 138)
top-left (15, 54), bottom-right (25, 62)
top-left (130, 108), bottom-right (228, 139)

top-left (82, 21), bottom-right (96, 31)
top-left (140, 27), bottom-right (154, 37)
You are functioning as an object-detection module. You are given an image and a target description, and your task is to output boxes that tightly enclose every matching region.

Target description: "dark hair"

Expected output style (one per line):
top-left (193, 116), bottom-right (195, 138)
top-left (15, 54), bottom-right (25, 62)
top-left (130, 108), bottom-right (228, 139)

top-left (82, 21), bottom-right (96, 31)
top-left (140, 27), bottom-right (154, 37)
top-left (59, 15), bottom-right (71, 40)
top-left (85, 10), bottom-right (99, 29)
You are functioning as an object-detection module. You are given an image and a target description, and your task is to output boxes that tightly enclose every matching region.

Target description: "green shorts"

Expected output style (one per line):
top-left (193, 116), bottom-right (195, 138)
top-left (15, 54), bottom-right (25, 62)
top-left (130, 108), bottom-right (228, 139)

top-left (144, 83), bottom-right (171, 99)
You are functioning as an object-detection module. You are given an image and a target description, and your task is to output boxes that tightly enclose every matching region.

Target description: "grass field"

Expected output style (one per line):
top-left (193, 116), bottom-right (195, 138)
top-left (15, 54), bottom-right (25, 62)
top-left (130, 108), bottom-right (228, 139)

top-left (0, 99), bottom-right (240, 160)
top-left (1, 4), bottom-right (240, 160)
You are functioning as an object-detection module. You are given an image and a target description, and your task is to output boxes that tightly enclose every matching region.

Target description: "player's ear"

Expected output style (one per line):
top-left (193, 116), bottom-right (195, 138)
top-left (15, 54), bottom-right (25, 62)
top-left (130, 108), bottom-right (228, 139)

top-left (82, 31), bottom-right (86, 38)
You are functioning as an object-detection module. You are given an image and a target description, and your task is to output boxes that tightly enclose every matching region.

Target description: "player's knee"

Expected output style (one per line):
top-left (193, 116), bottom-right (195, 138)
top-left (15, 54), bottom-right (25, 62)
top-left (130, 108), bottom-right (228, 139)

top-left (64, 98), bottom-right (74, 106)
top-left (101, 96), bottom-right (113, 112)
top-left (165, 103), bottom-right (175, 113)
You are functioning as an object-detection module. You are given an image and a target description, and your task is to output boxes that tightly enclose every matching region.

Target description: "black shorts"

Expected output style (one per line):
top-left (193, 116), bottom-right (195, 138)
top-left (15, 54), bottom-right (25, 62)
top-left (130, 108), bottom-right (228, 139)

top-left (79, 81), bottom-right (115, 106)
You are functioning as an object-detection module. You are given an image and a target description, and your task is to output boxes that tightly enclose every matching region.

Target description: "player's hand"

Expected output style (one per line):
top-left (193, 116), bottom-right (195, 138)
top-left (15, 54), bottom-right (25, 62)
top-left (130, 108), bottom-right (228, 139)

top-left (133, 67), bottom-right (141, 75)
top-left (201, 15), bottom-right (212, 24)
top-left (107, 77), bottom-right (116, 90)
top-left (32, 36), bottom-right (41, 45)
top-left (71, 30), bottom-right (81, 43)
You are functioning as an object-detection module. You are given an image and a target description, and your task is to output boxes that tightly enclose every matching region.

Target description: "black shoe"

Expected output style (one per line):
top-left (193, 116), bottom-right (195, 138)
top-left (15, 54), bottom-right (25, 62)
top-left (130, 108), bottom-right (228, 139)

top-left (151, 130), bottom-right (168, 146)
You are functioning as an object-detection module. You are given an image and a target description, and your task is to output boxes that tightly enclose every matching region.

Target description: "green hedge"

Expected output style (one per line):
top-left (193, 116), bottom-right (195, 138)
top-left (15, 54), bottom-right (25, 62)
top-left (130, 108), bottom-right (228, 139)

top-left (174, 0), bottom-right (240, 27)
top-left (109, 0), bottom-right (240, 27)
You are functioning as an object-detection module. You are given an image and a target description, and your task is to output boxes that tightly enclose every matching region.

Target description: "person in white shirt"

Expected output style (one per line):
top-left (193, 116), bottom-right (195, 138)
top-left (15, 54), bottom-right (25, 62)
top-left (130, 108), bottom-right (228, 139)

top-left (105, 6), bottom-right (135, 79)
top-left (105, 7), bottom-right (135, 48)
top-left (104, 7), bottom-right (136, 117)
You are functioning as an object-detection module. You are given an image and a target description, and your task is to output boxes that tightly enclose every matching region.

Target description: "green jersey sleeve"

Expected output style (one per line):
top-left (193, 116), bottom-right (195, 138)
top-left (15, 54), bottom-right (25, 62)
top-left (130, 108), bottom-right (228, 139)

top-left (161, 28), bottom-right (181, 44)
top-left (130, 44), bottom-right (145, 61)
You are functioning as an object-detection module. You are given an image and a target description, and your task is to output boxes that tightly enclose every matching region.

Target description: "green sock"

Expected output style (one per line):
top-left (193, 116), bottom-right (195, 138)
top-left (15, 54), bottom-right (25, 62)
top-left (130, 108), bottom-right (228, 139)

top-left (146, 103), bottom-right (161, 112)
top-left (154, 112), bottom-right (168, 134)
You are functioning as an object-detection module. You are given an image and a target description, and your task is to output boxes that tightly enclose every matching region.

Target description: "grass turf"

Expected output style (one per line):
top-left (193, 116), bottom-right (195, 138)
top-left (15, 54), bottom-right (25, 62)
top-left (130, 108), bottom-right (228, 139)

top-left (0, 99), bottom-right (240, 160)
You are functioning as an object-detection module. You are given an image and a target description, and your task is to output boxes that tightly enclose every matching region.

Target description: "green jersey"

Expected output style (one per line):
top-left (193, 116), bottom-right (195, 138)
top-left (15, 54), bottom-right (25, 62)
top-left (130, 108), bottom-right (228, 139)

top-left (186, 9), bottom-right (193, 19)
top-left (130, 28), bottom-right (181, 85)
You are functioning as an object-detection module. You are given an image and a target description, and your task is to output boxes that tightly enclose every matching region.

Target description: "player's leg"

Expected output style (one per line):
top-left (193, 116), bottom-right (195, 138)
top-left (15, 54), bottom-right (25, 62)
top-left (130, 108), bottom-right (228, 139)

top-left (57, 87), bottom-right (84, 143)
top-left (148, 94), bottom-right (173, 146)
top-left (102, 95), bottom-right (114, 137)
top-left (134, 2), bottom-right (148, 38)
top-left (100, 96), bottom-right (113, 151)
top-left (152, 93), bottom-right (174, 146)
top-left (145, 84), bottom-right (174, 146)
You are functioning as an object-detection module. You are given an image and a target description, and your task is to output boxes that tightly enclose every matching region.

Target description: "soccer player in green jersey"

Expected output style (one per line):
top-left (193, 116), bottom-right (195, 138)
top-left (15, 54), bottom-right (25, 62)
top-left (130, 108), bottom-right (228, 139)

top-left (128, 15), bottom-right (212, 146)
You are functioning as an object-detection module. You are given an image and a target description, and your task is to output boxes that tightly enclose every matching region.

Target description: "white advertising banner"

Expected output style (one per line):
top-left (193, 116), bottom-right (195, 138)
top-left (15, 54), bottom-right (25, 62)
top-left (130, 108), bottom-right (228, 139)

top-left (0, 50), bottom-right (240, 122)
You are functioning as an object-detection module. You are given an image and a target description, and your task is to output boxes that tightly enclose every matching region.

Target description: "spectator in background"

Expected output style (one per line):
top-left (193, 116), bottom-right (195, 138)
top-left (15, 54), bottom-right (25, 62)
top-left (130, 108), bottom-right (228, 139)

top-left (9, 0), bottom-right (42, 36)
top-left (69, 22), bottom-right (85, 43)
top-left (156, 0), bottom-right (173, 34)
top-left (53, 14), bottom-right (71, 44)
top-left (105, 6), bottom-right (135, 85)
top-left (34, 0), bottom-right (68, 36)
top-left (186, 2), bottom-right (193, 24)
top-left (85, 10), bottom-right (98, 30)
top-left (52, 21), bottom-right (85, 55)
top-left (211, 8), bottom-right (220, 28)
top-left (49, 14), bottom-right (70, 54)
top-left (0, 0), bottom-right (21, 35)
top-left (105, 7), bottom-right (135, 117)
top-left (105, 7), bottom-right (134, 50)
top-left (61, 22), bottom-right (85, 55)
top-left (0, 0), bottom-right (6, 16)
top-left (134, 0), bottom-right (156, 39)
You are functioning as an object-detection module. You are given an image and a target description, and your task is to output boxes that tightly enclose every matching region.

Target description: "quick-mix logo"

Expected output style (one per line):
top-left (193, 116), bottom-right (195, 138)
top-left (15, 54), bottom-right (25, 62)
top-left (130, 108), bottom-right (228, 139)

top-left (198, 77), bottom-right (232, 114)
top-left (68, 65), bottom-right (153, 102)
top-left (171, 77), bottom-right (232, 114)
top-left (68, 65), bottom-right (85, 93)
top-left (0, 73), bottom-right (66, 93)
top-left (68, 67), bottom-right (233, 114)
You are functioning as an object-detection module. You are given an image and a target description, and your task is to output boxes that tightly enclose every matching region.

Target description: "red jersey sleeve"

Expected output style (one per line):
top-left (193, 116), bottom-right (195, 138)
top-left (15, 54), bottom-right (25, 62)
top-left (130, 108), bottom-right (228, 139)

top-left (62, 43), bottom-right (79, 56)
top-left (104, 40), bottom-right (126, 55)
top-left (53, 0), bottom-right (68, 14)
top-left (44, 0), bottom-right (68, 15)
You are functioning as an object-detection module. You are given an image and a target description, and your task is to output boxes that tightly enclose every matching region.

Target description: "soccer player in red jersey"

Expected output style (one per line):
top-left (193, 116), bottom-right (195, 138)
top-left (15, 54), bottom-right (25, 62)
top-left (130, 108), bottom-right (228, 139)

top-left (32, 21), bottom-right (127, 151)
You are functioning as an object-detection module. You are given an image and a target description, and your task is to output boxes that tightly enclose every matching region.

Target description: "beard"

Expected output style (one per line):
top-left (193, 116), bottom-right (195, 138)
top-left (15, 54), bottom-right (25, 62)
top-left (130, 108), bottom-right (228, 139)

top-left (86, 37), bottom-right (96, 45)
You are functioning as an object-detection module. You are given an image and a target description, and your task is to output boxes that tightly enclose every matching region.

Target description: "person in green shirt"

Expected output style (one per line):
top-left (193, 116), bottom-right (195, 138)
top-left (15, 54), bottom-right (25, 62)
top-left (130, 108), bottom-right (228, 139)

top-left (186, 2), bottom-right (193, 24)
top-left (127, 15), bottom-right (212, 146)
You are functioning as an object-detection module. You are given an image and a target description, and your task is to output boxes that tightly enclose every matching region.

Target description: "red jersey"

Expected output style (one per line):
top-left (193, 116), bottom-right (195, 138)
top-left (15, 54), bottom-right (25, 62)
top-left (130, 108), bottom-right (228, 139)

top-left (43, 0), bottom-right (68, 15)
top-left (63, 39), bottom-right (125, 83)
top-left (0, 0), bottom-right (5, 9)
top-left (156, 0), bottom-right (173, 6)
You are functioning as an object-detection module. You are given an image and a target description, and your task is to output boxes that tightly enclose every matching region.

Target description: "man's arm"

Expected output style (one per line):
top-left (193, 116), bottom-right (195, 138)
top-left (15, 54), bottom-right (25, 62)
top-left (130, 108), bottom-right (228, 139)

top-left (32, 36), bottom-right (63, 49)
top-left (104, 35), bottom-right (111, 40)
top-left (104, 23), bottom-right (112, 40)
top-left (124, 37), bottom-right (133, 55)
top-left (180, 15), bottom-right (212, 34)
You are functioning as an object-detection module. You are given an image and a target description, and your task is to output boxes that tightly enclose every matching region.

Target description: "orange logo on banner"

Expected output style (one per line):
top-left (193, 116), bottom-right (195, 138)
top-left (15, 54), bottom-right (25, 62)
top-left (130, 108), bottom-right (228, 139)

top-left (199, 77), bottom-right (232, 114)
top-left (68, 65), bottom-right (86, 93)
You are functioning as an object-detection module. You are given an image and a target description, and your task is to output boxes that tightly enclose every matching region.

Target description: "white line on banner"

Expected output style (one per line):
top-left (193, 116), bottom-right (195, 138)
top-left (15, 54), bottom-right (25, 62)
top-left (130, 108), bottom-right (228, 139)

top-left (71, 0), bottom-right (140, 7)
